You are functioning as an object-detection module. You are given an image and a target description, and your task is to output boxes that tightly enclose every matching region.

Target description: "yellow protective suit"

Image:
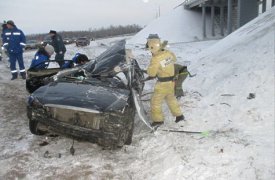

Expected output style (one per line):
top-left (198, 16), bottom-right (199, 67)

top-left (147, 49), bottom-right (183, 122)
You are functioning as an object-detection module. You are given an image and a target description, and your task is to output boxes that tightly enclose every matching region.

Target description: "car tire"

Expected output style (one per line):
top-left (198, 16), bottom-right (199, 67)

top-left (26, 79), bottom-right (36, 94)
top-left (27, 106), bottom-right (47, 135)
top-left (125, 119), bottom-right (134, 145)
top-left (29, 119), bottom-right (47, 135)
top-left (116, 128), bottom-right (129, 148)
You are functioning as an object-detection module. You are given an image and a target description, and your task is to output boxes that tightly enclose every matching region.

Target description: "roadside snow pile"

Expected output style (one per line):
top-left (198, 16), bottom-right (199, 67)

top-left (186, 6), bottom-right (275, 117)
top-left (128, 6), bottom-right (211, 44)
top-left (178, 6), bottom-right (275, 178)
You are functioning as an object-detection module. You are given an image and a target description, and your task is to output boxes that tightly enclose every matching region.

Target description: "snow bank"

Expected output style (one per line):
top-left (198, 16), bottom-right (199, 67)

top-left (179, 7), bottom-right (275, 179)
top-left (128, 6), bottom-right (211, 44)
top-left (187, 7), bottom-right (275, 102)
top-left (130, 7), bottom-right (275, 180)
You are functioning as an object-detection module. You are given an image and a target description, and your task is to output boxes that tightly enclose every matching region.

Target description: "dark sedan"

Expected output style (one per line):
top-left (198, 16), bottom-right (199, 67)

top-left (25, 40), bottom-right (40, 50)
top-left (26, 40), bottom-right (145, 148)
top-left (76, 37), bottom-right (90, 46)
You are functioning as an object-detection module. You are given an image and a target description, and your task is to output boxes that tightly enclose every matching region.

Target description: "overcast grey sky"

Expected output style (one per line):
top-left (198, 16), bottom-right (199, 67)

top-left (0, 0), bottom-right (183, 34)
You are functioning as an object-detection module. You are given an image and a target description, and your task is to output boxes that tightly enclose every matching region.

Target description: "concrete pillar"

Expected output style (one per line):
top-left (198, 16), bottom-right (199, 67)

top-left (262, 0), bottom-right (266, 13)
top-left (202, 5), bottom-right (206, 38)
top-left (237, 0), bottom-right (241, 28)
top-left (237, 0), bottom-right (258, 27)
top-left (220, 6), bottom-right (224, 36)
top-left (211, 5), bottom-right (215, 36)
top-left (227, 0), bottom-right (233, 34)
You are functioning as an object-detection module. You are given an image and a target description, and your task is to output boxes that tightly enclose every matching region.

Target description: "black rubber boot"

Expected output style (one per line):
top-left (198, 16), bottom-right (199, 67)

top-left (151, 121), bottom-right (164, 127)
top-left (11, 73), bottom-right (18, 80)
top-left (175, 115), bottom-right (185, 123)
top-left (20, 72), bottom-right (26, 80)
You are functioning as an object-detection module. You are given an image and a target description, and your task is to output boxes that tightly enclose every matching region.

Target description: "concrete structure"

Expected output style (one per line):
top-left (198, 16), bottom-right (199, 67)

top-left (238, 0), bottom-right (258, 27)
top-left (183, 0), bottom-right (275, 38)
top-left (0, 23), bottom-right (3, 46)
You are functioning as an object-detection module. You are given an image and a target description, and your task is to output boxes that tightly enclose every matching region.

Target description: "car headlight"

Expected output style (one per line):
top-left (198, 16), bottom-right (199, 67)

top-left (28, 96), bottom-right (34, 106)
top-left (27, 96), bottom-right (42, 107)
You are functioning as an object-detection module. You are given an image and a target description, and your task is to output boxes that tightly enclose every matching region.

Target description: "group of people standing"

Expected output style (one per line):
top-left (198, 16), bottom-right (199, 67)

top-left (0, 20), bottom-right (184, 126)
top-left (1, 20), bottom-right (67, 80)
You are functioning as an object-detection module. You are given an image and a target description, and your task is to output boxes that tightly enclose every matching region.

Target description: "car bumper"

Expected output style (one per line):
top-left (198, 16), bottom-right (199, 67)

top-left (28, 105), bottom-right (134, 147)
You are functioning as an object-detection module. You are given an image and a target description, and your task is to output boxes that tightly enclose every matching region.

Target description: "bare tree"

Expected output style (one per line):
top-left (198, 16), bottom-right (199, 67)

top-left (27, 24), bottom-right (142, 41)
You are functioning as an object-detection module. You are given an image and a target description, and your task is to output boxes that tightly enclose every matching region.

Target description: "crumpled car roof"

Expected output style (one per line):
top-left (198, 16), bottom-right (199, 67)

top-left (85, 40), bottom-right (126, 76)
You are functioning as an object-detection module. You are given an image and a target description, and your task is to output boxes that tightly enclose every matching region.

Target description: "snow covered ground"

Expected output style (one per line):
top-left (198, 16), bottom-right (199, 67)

top-left (128, 6), bottom-right (213, 44)
top-left (0, 6), bottom-right (274, 180)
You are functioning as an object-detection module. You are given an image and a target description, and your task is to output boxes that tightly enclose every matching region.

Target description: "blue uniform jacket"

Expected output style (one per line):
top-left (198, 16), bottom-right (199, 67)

top-left (61, 53), bottom-right (80, 69)
top-left (2, 26), bottom-right (26, 54)
top-left (1, 27), bottom-right (8, 41)
top-left (30, 52), bottom-right (49, 69)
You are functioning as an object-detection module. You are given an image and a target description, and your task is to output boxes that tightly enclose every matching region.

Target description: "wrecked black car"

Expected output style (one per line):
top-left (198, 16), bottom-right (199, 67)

top-left (26, 61), bottom-right (62, 94)
top-left (27, 40), bottom-right (145, 148)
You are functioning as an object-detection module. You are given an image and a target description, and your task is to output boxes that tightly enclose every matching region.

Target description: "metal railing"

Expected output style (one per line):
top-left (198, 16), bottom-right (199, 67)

top-left (183, 0), bottom-right (197, 4)
top-left (183, 0), bottom-right (209, 8)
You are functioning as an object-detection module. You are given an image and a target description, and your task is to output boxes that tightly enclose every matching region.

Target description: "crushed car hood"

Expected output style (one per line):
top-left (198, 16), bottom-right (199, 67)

top-left (32, 82), bottom-right (130, 112)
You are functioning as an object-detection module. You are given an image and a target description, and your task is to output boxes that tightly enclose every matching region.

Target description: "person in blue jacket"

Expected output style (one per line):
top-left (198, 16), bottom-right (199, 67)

top-left (61, 53), bottom-right (89, 69)
top-left (2, 20), bottom-right (26, 80)
top-left (29, 44), bottom-right (54, 69)
top-left (1, 22), bottom-right (10, 63)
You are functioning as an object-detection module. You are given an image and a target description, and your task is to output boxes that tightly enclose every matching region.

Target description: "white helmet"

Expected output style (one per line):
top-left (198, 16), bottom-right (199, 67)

top-left (146, 34), bottom-right (161, 54)
top-left (44, 44), bottom-right (54, 56)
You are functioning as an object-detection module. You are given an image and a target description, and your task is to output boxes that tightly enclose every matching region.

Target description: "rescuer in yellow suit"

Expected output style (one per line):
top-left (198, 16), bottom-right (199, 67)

top-left (145, 34), bottom-right (184, 127)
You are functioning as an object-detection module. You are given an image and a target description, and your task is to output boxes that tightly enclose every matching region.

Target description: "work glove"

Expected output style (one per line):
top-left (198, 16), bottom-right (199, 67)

top-left (76, 76), bottom-right (85, 81)
top-left (141, 76), bottom-right (155, 82)
top-left (141, 69), bottom-right (147, 74)
top-left (2, 44), bottom-right (8, 50)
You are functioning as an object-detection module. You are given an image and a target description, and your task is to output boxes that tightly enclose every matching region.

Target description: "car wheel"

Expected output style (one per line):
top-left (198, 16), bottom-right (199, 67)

top-left (26, 79), bottom-right (35, 93)
top-left (125, 119), bottom-right (134, 145)
top-left (29, 119), bottom-right (47, 135)
top-left (27, 106), bottom-right (47, 135)
top-left (117, 129), bottom-right (128, 148)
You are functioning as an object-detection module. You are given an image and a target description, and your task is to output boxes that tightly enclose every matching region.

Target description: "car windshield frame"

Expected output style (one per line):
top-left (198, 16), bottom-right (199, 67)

top-left (84, 40), bottom-right (126, 75)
